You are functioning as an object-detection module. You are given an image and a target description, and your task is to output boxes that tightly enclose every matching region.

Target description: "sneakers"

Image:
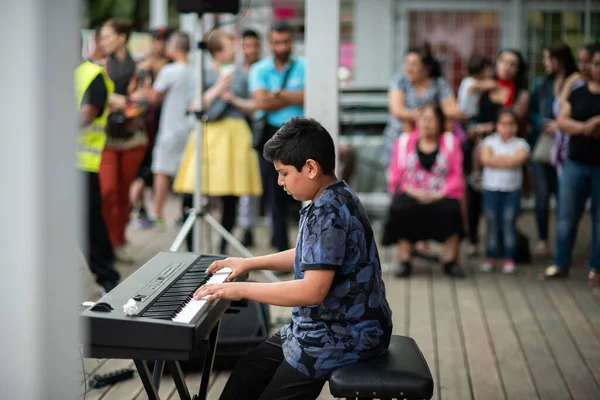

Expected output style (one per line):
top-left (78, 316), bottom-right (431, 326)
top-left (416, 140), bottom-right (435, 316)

top-left (502, 261), bottom-right (517, 274)
top-left (394, 261), bottom-right (412, 278)
top-left (114, 245), bottom-right (134, 263)
top-left (544, 265), bottom-right (569, 279)
top-left (480, 259), bottom-right (494, 272)
top-left (443, 261), bottom-right (467, 278)
top-left (150, 217), bottom-right (165, 228)
top-left (99, 280), bottom-right (118, 297)
top-left (588, 268), bottom-right (599, 286)
top-left (533, 241), bottom-right (549, 258)
top-left (479, 259), bottom-right (517, 274)
top-left (241, 229), bottom-right (254, 247)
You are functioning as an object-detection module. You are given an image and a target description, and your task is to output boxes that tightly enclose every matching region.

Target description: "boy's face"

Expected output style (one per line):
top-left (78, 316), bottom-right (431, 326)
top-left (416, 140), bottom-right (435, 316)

top-left (273, 160), bottom-right (319, 202)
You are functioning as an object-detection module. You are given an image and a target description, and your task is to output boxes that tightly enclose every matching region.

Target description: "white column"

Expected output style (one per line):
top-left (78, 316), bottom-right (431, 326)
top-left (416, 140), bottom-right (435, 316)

top-left (504, 0), bottom-right (525, 52)
top-left (180, 13), bottom-right (198, 66)
top-left (219, 13), bottom-right (236, 33)
top-left (304, 0), bottom-right (340, 171)
top-left (584, 0), bottom-right (592, 43)
top-left (149, 0), bottom-right (168, 29)
top-left (353, 0), bottom-right (394, 87)
top-left (0, 1), bottom-right (79, 399)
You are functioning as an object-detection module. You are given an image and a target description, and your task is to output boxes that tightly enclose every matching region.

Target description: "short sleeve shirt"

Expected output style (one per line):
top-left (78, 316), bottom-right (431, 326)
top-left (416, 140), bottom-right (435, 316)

top-left (280, 181), bottom-right (393, 379)
top-left (248, 57), bottom-right (306, 127)
top-left (386, 75), bottom-right (454, 132)
top-left (567, 84), bottom-right (600, 165)
top-left (153, 61), bottom-right (194, 140)
top-left (481, 133), bottom-right (530, 192)
top-left (81, 74), bottom-right (108, 118)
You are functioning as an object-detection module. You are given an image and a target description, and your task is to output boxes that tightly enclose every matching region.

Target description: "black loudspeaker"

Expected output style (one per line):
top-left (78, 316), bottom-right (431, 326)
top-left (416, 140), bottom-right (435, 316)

top-left (176, 0), bottom-right (240, 14)
top-left (180, 297), bottom-right (273, 371)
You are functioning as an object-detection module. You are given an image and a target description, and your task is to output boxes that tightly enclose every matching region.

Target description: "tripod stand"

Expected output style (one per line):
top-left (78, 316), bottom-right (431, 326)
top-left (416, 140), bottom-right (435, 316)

top-left (148, 12), bottom-right (280, 400)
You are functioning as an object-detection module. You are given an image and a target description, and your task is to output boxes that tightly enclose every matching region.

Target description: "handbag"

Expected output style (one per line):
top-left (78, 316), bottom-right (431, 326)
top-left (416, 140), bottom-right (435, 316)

top-left (252, 60), bottom-right (296, 150)
top-left (531, 132), bottom-right (555, 164)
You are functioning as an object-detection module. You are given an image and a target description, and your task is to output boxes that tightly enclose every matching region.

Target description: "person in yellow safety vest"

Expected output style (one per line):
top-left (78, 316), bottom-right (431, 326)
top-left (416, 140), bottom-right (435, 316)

top-left (75, 59), bottom-right (120, 295)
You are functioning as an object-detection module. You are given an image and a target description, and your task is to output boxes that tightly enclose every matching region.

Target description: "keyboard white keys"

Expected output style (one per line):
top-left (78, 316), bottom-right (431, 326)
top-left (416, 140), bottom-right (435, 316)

top-left (172, 268), bottom-right (232, 323)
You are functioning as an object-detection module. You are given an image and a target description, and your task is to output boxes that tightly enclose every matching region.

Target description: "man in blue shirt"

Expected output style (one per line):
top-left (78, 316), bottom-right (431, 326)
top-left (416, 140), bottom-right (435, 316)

top-left (248, 23), bottom-right (306, 252)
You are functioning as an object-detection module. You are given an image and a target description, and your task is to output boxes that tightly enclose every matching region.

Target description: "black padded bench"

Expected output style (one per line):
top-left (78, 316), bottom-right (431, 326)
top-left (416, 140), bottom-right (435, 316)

top-left (328, 335), bottom-right (434, 400)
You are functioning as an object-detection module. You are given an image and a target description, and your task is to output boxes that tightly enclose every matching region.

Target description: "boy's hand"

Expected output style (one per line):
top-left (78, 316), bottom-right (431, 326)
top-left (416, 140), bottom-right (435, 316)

top-left (193, 282), bottom-right (243, 302)
top-left (208, 257), bottom-right (250, 282)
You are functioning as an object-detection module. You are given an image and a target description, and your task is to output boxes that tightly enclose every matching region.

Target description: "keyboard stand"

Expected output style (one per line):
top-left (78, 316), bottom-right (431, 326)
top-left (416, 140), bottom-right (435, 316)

top-left (134, 321), bottom-right (222, 400)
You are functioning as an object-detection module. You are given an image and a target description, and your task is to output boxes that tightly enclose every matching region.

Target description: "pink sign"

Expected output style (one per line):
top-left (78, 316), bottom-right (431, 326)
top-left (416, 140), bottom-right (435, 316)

top-left (273, 8), bottom-right (295, 20)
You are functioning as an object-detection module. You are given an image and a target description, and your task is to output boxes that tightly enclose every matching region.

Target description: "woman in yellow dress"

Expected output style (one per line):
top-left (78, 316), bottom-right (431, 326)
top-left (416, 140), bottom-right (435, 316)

top-left (174, 30), bottom-right (262, 254)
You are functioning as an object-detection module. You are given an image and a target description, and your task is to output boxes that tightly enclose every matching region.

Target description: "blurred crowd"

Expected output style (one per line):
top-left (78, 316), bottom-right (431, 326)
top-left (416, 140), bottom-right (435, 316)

top-left (76, 18), bottom-right (600, 294)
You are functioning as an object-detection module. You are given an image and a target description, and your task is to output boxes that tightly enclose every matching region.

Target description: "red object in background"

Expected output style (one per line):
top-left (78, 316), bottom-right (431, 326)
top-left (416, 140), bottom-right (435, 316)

top-left (273, 7), bottom-right (296, 20)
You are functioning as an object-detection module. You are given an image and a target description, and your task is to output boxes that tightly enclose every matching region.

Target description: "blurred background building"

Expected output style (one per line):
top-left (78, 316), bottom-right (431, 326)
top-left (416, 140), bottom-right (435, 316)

top-left (83, 0), bottom-right (600, 88)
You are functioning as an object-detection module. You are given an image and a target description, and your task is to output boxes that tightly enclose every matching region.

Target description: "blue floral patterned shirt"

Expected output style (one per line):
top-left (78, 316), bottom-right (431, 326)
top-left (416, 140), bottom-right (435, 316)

top-left (280, 180), bottom-right (393, 379)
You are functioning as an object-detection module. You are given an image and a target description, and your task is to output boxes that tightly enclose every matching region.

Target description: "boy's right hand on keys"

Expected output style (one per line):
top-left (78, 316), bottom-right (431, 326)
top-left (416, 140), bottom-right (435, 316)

top-left (208, 258), bottom-right (249, 282)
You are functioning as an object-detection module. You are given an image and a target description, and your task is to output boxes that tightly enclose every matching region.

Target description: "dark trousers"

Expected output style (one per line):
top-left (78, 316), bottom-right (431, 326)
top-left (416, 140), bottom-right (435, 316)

top-left (219, 332), bottom-right (326, 400)
top-left (219, 195), bottom-right (239, 254)
top-left (467, 185), bottom-right (482, 245)
top-left (258, 125), bottom-right (290, 251)
top-left (531, 161), bottom-right (558, 241)
top-left (82, 171), bottom-right (119, 288)
top-left (181, 194), bottom-right (238, 254)
top-left (483, 189), bottom-right (522, 259)
top-left (463, 139), bottom-right (482, 245)
top-left (554, 159), bottom-right (600, 270)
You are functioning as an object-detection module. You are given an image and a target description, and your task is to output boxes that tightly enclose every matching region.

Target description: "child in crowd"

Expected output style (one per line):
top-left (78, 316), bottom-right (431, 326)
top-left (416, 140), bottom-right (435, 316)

top-left (457, 55), bottom-right (495, 120)
top-left (457, 55), bottom-right (496, 190)
top-left (193, 117), bottom-right (393, 400)
top-left (480, 109), bottom-right (530, 274)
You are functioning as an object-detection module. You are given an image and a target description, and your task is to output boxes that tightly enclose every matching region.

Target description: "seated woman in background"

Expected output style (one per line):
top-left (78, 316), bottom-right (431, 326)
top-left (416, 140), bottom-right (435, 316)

top-left (382, 43), bottom-right (465, 262)
top-left (382, 104), bottom-right (466, 279)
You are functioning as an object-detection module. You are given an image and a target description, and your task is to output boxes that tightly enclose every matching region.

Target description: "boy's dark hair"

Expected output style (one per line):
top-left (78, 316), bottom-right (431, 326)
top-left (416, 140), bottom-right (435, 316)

top-left (263, 117), bottom-right (336, 174)
top-left (467, 55), bottom-right (492, 76)
top-left (242, 29), bottom-right (260, 40)
top-left (270, 22), bottom-right (294, 35)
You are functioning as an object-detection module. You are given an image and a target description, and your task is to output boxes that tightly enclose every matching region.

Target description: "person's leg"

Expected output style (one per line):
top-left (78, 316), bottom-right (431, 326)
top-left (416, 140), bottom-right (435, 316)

top-left (152, 173), bottom-right (171, 220)
top-left (259, 153), bottom-right (289, 252)
top-left (219, 332), bottom-right (289, 400)
top-left (467, 184), bottom-right (482, 250)
top-left (130, 144), bottom-right (153, 218)
top-left (482, 190), bottom-right (501, 271)
top-left (551, 159), bottom-right (589, 274)
top-left (98, 148), bottom-right (120, 247)
top-left (395, 239), bottom-right (414, 277)
top-left (257, 361), bottom-right (326, 400)
top-left (501, 190), bottom-right (521, 274)
top-left (220, 195), bottom-right (239, 254)
top-left (115, 145), bottom-right (147, 254)
top-left (182, 193), bottom-right (194, 251)
top-left (531, 162), bottom-right (551, 254)
top-left (588, 164), bottom-right (600, 281)
top-left (238, 195), bottom-right (258, 247)
top-left (84, 171), bottom-right (119, 292)
top-left (442, 234), bottom-right (464, 277)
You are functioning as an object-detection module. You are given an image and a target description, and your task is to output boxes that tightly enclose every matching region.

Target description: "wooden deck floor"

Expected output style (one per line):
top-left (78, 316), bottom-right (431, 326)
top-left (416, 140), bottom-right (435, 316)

top-left (79, 195), bottom-right (600, 400)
